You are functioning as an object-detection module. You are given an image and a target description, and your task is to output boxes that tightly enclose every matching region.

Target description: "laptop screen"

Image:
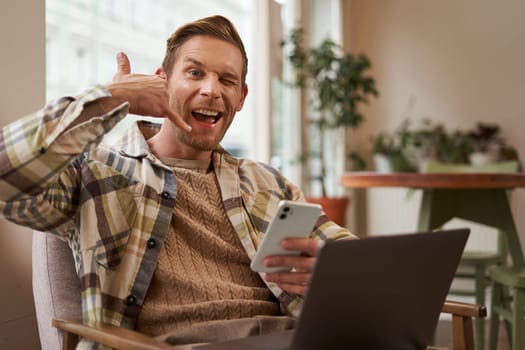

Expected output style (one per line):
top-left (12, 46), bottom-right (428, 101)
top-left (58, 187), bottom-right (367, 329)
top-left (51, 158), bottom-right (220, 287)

top-left (290, 229), bottom-right (469, 350)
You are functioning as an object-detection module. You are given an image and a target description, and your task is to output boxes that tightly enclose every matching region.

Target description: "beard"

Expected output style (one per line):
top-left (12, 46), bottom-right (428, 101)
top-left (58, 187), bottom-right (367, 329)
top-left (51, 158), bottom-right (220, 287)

top-left (174, 116), bottom-right (234, 153)
top-left (169, 94), bottom-right (235, 153)
top-left (178, 130), bottom-right (217, 152)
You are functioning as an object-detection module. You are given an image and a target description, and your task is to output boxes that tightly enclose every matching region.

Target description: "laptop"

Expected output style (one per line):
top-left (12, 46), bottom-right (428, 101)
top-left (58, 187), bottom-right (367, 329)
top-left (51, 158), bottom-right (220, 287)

top-left (194, 228), bottom-right (470, 350)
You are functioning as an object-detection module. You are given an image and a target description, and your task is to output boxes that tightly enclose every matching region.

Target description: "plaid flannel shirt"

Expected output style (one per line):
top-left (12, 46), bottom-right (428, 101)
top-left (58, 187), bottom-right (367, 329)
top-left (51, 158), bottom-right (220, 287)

top-left (0, 85), bottom-right (353, 349)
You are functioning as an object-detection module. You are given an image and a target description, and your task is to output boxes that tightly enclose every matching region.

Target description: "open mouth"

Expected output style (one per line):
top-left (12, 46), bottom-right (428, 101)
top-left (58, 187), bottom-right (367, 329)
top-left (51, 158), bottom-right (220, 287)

top-left (192, 109), bottom-right (222, 125)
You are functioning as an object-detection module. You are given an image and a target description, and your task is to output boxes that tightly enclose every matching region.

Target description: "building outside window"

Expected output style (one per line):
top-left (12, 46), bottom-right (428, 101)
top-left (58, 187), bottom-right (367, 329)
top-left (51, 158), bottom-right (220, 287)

top-left (46, 0), bottom-right (257, 158)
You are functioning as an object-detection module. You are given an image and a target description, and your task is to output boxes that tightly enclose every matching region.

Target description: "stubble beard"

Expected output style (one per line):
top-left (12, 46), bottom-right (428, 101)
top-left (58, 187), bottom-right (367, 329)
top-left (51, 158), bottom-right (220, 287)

top-left (178, 128), bottom-right (217, 152)
top-left (175, 114), bottom-right (231, 153)
top-left (171, 97), bottom-right (234, 154)
top-left (169, 98), bottom-right (217, 152)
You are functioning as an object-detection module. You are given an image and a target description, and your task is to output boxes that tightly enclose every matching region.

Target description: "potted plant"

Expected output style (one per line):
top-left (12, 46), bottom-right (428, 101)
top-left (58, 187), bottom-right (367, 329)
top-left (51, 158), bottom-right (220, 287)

top-left (400, 119), bottom-right (474, 169)
top-left (282, 28), bottom-right (378, 225)
top-left (466, 122), bottom-right (503, 165)
top-left (371, 119), bottom-right (521, 172)
top-left (371, 120), bottom-right (414, 173)
top-left (371, 119), bottom-right (473, 172)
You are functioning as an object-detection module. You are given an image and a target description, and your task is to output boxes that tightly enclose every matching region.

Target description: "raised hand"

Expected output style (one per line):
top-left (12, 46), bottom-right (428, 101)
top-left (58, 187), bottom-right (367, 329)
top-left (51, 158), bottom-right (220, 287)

top-left (106, 52), bottom-right (191, 132)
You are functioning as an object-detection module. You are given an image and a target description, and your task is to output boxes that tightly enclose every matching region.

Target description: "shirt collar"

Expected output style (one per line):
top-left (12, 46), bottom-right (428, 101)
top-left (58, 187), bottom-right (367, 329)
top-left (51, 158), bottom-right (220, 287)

top-left (115, 120), bottom-right (238, 168)
top-left (117, 120), bottom-right (160, 159)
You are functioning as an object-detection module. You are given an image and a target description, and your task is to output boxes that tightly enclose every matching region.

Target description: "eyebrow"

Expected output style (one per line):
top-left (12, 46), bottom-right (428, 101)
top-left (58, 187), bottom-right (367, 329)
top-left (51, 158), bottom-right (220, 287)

top-left (184, 57), bottom-right (204, 68)
top-left (184, 57), bottom-right (241, 82)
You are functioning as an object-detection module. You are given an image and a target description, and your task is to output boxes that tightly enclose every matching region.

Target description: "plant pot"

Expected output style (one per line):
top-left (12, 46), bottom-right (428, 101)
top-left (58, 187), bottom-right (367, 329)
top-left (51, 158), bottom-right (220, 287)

top-left (373, 154), bottom-right (393, 173)
top-left (469, 152), bottom-right (497, 166)
top-left (305, 196), bottom-right (350, 227)
top-left (373, 153), bottom-right (414, 173)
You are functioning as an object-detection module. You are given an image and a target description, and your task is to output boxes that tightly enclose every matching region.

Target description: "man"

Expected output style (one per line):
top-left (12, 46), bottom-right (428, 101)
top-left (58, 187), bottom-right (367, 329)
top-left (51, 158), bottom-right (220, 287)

top-left (0, 15), bottom-right (352, 348)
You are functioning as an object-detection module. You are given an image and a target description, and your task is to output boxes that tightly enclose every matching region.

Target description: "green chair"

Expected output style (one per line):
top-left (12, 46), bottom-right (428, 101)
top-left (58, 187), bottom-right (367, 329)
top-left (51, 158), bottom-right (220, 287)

top-left (488, 266), bottom-right (525, 350)
top-left (421, 161), bottom-right (519, 350)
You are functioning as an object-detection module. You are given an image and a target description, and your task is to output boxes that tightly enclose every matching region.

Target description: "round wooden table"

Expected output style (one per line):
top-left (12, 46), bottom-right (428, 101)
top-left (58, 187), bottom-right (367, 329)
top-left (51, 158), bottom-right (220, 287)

top-left (341, 172), bottom-right (525, 268)
top-left (341, 172), bottom-right (525, 189)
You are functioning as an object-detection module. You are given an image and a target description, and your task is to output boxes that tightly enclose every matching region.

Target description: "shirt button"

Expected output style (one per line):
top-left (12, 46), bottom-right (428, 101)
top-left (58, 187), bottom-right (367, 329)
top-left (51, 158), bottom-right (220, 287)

top-left (147, 238), bottom-right (157, 249)
top-left (161, 191), bottom-right (170, 199)
top-left (126, 294), bottom-right (137, 306)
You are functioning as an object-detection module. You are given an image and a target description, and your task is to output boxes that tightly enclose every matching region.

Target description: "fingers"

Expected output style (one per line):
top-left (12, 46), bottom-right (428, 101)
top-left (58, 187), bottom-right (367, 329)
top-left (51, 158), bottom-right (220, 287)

top-left (163, 107), bottom-right (192, 132)
top-left (281, 237), bottom-right (324, 257)
top-left (269, 282), bottom-right (308, 296)
top-left (261, 238), bottom-right (325, 296)
top-left (109, 52), bottom-right (192, 132)
top-left (262, 238), bottom-right (322, 271)
top-left (116, 52), bottom-right (131, 76)
top-left (154, 74), bottom-right (191, 131)
top-left (265, 270), bottom-right (311, 296)
top-left (265, 270), bottom-right (310, 285)
top-left (263, 255), bottom-right (316, 272)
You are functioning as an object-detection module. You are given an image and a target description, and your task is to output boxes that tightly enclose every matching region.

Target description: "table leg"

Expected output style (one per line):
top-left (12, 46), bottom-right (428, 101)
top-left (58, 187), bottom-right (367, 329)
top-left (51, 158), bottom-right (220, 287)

top-left (417, 189), bottom-right (524, 268)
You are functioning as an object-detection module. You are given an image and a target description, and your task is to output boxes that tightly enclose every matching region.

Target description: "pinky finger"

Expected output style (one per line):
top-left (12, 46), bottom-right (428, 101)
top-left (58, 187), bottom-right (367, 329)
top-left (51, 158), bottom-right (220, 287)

top-left (166, 109), bottom-right (192, 132)
top-left (277, 283), bottom-right (307, 297)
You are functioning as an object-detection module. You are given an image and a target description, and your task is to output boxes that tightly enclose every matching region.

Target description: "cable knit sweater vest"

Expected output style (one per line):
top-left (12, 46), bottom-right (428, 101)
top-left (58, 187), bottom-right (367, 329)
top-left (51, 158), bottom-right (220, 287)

top-left (136, 158), bottom-right (280, 336)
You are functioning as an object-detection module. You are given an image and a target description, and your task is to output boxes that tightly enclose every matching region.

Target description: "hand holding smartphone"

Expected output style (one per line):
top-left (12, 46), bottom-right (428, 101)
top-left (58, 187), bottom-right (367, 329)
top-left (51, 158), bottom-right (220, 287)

top-left (250, 200), bottom-right (322, 273)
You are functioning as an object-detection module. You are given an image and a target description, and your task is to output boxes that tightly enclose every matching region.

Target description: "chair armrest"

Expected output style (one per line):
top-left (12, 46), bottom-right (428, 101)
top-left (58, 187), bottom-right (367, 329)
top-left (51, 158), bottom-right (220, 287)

top-left (441, 300), bottom-right (487, 318)
top-left (52, 319), bottom-right (175, 350)
top-left (440, 300), bottom-right (486, 350)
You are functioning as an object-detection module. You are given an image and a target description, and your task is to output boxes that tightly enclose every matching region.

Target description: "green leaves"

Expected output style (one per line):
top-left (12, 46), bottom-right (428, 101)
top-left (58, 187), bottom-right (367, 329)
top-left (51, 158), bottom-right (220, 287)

top-left (282, 27), bottom-right (379, 195)
top-left (282, 28), bottom-right (378, 129)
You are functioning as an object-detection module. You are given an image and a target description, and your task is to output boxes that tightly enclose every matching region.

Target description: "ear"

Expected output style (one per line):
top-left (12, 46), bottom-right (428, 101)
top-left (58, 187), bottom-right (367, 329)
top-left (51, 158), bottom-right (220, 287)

top-left (236, 84), bottom-right (249, 112)
top-left (156, 67), bottom-right (167, 79)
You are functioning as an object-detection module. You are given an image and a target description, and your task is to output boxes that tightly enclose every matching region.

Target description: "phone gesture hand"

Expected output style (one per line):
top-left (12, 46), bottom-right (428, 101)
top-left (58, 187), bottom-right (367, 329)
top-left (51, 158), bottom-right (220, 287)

top-left (109, 52), bottom-right (191, 132)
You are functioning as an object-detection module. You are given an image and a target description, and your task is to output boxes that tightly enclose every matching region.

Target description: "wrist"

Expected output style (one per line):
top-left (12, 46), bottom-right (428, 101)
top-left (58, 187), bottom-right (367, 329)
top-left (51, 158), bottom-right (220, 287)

top-left (101, 84), bottom-right (127, 113)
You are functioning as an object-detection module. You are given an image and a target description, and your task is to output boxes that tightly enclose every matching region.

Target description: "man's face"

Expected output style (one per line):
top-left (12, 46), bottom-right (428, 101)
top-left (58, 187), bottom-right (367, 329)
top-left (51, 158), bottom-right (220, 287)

top-left (162, 35), bottom-right (248, 157)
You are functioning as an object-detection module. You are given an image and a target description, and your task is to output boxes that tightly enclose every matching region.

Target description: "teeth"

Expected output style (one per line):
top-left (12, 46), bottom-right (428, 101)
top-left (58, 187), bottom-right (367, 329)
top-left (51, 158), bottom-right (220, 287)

top-left (194, 109), bottom-right (219, 117)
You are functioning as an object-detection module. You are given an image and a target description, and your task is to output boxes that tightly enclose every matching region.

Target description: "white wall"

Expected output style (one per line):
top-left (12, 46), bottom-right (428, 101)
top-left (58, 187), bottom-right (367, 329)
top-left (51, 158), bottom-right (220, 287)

top-left (0, 0), bottom-right (45, 348)
top-left (343, 0), bottom-right (525, 254)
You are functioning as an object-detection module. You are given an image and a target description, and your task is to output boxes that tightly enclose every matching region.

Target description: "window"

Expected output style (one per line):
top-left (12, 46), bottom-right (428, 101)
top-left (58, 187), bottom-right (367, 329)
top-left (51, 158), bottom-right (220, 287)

top-left (46, 0), bottom-right (258, 158)
top-left (271, 0), bottom-right (344, 193)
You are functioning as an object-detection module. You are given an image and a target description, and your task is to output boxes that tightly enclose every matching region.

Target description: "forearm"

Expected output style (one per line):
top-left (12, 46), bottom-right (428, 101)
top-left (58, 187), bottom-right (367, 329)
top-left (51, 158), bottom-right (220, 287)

top-left (0, 85), bottom-right (127, 197)
top-left (0, 85), bottom-right (130, 234)
top-left (64, 84), bottom-right (129, 131)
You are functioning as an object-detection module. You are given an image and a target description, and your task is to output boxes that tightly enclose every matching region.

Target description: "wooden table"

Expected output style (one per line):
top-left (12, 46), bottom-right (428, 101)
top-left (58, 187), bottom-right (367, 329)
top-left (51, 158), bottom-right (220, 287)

top-left (341, 172), bottom-right (525, 269)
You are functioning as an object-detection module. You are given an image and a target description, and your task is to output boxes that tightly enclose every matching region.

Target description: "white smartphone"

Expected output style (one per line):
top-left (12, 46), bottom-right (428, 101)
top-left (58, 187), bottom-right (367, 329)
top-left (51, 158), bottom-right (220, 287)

top-left (250, 200), bottom-right (322, 273)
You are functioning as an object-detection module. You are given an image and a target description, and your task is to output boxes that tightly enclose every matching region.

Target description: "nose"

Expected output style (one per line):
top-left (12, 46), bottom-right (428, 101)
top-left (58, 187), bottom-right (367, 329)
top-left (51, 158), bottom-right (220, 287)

top-left (200, 77), bottom-right (220, 99)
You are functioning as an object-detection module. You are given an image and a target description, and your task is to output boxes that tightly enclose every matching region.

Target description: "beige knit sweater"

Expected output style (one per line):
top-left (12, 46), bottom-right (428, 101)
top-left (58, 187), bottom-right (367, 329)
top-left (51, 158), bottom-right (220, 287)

top-left (136, 158), bottom-right (280, 336)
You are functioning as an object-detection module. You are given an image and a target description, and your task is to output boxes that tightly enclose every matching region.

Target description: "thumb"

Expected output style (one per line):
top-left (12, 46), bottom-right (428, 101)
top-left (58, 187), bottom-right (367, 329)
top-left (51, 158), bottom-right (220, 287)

top-left (116, 52), bottom-right (131, 75)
